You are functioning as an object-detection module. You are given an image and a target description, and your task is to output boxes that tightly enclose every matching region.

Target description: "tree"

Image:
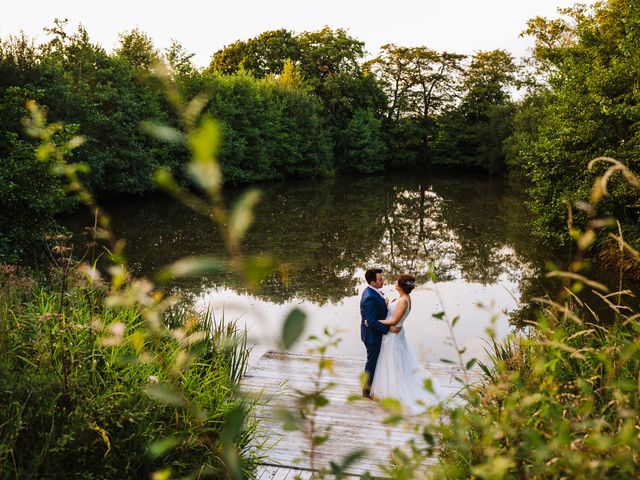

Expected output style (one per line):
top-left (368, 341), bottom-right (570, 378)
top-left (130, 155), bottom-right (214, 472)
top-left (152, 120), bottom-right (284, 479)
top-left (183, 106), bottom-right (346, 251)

top-left (208, 39), bottom-right (250, 75)
top-left (341, 109), bottom-right (387, 173)
top-left (433, 50), bottom-right (517, 173)
top-left (0, 87), bottom-right (69, 261)
top-left (116, 28), bottom-right (158, 69)
top-left (270, 58), bottom-right (306, 89)
top-left (367, 45), bottom-right (465, 165)
top-left (296, 27), bottom-right (365, 85)
top-left (364, 44), bottom-right (414, 122)
top-left (164, 39), bottom-right (196, 77)
top-left (207, 27), bottom-right (388, 171)
top-left (208, 29), bottom-right (300, 78)
top-left (508, 0), bottom-right (640, 244)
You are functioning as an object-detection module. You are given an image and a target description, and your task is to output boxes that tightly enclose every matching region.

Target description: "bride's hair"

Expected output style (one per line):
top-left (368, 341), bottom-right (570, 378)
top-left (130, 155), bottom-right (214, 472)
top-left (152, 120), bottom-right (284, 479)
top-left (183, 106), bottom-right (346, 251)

top-left (397, 274), bottom-right (416, 294)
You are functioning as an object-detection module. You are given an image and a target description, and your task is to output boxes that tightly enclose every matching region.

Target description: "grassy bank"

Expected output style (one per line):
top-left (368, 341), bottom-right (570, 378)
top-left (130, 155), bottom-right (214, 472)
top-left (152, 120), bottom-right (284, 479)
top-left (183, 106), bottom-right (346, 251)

top-left (434, 296), bottom-right (640, 479)
top-left (0, 264), bottom-right (257, 479)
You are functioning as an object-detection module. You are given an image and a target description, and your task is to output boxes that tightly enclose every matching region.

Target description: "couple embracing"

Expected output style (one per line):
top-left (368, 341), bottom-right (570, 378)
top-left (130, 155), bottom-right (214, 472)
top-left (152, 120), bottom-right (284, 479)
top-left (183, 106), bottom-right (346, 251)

top-left (360, 268), bottom-right (445, 413)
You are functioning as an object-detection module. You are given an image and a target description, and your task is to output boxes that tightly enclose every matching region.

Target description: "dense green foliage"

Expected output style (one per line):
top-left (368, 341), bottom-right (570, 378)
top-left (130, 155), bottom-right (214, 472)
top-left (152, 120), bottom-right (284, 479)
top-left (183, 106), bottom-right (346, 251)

top-left (2, 0), bottom-right (640, 260)
top-left (0, 265), bottom-right (256, 478)
top-left (211, 27), bottom-right (388, 168)
top-left (506, 0), bottom-right (640, 244)
top-left (0, 128), bottom-right (65, 263)
top-left (0, 24), bottom-right (332, 260)
top-left (200, 71), bottom-right (332, 181)
top-left (436, 301), bottom-right (640, 479)
top-left (433, 50), bottom-right (517, 173)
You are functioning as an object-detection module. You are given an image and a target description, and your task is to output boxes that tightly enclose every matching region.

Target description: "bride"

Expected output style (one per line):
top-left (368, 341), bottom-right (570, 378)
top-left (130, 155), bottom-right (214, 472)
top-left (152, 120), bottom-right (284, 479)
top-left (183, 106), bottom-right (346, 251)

top-left (370, 274), bottom-right (446, 413)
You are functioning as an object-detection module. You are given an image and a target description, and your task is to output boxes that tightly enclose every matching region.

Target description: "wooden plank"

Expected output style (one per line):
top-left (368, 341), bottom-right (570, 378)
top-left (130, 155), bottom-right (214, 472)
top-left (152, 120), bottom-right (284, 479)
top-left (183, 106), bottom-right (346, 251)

top-left (242, 380), bottom-right (460, 402)
top-left (251, 351), bottom-right (477, 379)
top-left (244, 364), bottom-right (472, 390)
top-left (272, 466), bottom-right (292, 480)
top-left (256, 465), bottom-right (269, 480)
top-left (245, 351), bottom-right (466, 477)
top-left (292, 470), bottom-right (313, 480)
top-left (261, 466), bottom-right (280, 480)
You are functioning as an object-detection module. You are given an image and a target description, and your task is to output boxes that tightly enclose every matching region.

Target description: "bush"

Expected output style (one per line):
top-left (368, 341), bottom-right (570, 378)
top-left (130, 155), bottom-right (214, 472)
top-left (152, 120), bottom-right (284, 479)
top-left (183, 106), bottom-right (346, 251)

top-left (436, 303), bottom-right (640, 479)
top-left (0, 265), bottom-right (257, 479)
top-left (0, 126), bottom-right (66, 262)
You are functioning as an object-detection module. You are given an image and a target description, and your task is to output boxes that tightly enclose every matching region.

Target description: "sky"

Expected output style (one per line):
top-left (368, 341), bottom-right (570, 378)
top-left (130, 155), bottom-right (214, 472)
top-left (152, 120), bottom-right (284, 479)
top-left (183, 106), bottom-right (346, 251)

top-left (2, 0), bottom-right (592, 68)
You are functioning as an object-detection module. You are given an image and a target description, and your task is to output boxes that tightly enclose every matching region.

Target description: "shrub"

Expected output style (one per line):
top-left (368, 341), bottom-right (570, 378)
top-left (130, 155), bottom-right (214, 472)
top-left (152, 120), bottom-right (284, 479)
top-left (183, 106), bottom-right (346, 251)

top-left (0, 265), bottom-right (257, 479)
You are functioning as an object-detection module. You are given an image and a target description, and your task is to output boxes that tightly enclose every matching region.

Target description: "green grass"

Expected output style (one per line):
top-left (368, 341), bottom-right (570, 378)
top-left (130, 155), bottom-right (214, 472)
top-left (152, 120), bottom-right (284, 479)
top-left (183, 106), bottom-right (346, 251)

top-left (435, 295), bottom-right (640, 479)
top-left (0, 265), bottom-right (258, 479)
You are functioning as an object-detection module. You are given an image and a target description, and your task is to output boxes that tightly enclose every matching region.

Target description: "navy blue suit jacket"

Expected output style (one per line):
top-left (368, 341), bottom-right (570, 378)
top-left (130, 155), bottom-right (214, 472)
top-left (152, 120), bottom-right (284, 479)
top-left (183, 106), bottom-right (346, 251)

top-left (360, 286), bottom-right (389, 345)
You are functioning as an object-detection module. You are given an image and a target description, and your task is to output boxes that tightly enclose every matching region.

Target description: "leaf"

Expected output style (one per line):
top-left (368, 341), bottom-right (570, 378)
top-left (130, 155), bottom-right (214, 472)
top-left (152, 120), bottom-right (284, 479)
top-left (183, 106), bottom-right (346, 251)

top-left (423, 430), bottom-right (436, 446)
top-left (222, 405), bottom-right (245, 445)
top-left (380, 397), bottom-right (403, 413)
top-left (383, 414), bottom-right (404, 426)
top-left (189, 117), bottom-right (221, 163)
top-left (360, 371), bottom-right (370, 389)
top-left (577, 229), bottom-right (596, 251)
top-left (154, 167), bottom-right (179, 192)
top-left (243, 255), bottom-right (276, 290)
top-left (221, 405), bottom-right (246, 480)
top-left (466, 358), bottom-right (478, 370)
top-left (151, 469), bottom-right (172, 480)
top-left (340, 449), bottom-right (365, 469)
top-left (148, 437), bottom-right (178, 459)
top-left (329, 449), bottom-right (365, 475)
top-left (423, 378), bottom-right (434, 394)
top-left (187, 117), bottom-right (222, 193)
top-left (313, 434), bottom-right (329, 446)
top-left (141, 121), bottom-right (183, 143)
top-left (432, 311), bottom-right (446, 320)
top-left (145, 384), bottom-right (185, 406)
top-left (439, 358), bottom-right (455, 364)
top-left (88, 422), bottom-right (111, 456)
top-left (281, 308), bottom-right (307, 349)
top-left (129, 329), bottom-right (146, 354)
top-left (188, 161), bottom-right (222, 194)
top-left (319, 358), bottom-right (334, 372)
top-left (452, 315), bottom-right (460, 327)
top-left (274, 408), bottom-right (302, 431)
top-left (158, 256), bottom-right (225, 282)
top-left (314, 395), bottom-right (330, 407)
top-left (519, 393), bottom-right (544, 408)
top-left (229, 189), bottom-right (261, 242)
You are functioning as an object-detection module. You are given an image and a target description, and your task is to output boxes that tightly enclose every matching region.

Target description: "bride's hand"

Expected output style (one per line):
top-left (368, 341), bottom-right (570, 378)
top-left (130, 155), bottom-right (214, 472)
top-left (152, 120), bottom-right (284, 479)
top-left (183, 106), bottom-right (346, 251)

top-left (390, 325), bottom-right (401, 334)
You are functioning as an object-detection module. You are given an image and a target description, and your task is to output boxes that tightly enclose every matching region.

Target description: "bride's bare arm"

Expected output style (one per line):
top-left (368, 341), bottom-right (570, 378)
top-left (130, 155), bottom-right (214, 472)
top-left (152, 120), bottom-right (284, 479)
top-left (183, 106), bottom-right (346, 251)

top-left (379, 298), bottom-right (408, 325)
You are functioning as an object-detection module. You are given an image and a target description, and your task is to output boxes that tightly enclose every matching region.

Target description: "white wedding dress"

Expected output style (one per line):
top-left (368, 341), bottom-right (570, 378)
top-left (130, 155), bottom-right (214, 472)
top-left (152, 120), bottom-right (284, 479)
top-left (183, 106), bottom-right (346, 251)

top-left (370, 298), bottom-right (446, 413)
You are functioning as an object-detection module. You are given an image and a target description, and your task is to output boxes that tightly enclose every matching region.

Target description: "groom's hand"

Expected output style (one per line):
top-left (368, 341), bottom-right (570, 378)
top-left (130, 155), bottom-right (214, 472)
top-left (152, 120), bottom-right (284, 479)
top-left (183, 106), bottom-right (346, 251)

top-left (390, 325), bottom-right (401, 334)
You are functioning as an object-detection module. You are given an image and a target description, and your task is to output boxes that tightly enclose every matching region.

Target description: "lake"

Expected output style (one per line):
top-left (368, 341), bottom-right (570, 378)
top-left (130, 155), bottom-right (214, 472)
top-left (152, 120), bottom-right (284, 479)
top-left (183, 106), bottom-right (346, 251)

top-left (65, 172), bottom-right (559, 366)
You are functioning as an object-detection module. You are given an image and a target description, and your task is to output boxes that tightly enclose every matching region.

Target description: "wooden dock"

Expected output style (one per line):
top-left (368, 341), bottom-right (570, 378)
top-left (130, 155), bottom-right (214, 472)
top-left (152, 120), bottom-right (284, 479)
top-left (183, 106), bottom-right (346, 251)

top-left (242, 351), bottom-right (469, 478)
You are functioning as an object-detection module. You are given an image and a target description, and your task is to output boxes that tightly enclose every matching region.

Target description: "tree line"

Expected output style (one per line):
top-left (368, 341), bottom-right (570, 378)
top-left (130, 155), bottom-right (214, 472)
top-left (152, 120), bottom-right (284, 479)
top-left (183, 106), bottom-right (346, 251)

top-left (1, 0), bottom-right (639, 261)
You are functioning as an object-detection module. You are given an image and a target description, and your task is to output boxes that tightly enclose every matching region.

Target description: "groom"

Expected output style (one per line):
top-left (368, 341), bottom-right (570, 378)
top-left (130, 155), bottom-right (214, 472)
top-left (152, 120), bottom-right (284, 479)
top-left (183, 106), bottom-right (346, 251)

top-left (360, 268), bottom-right (401, 398)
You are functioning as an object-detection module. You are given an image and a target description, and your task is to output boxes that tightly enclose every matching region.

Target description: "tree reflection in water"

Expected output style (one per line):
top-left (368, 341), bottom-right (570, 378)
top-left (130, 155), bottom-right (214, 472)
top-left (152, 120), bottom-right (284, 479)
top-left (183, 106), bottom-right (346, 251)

top-left (67, 173), bottom-right (547, 302)
top-left (65, 172), bottom-right (558, 360)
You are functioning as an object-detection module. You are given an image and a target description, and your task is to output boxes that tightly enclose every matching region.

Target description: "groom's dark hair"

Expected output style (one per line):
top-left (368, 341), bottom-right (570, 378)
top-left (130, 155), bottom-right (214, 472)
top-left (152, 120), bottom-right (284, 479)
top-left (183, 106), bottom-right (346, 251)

top-left (365, 268), bottom-right (383, 285)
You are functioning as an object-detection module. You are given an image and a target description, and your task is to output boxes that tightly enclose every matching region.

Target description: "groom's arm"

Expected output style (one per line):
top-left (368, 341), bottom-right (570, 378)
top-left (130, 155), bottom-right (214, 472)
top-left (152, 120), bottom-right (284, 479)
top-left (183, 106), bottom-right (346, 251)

top-left (363, 296), bottom-right (390, 335)
top-left (380, 299), bottom-right (408, 326)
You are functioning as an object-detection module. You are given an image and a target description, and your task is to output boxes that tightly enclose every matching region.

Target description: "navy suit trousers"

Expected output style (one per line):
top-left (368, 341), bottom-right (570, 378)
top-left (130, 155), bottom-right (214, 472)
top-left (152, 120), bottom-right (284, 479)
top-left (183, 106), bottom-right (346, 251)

top-left (363, 342), bottom-right (381, 396)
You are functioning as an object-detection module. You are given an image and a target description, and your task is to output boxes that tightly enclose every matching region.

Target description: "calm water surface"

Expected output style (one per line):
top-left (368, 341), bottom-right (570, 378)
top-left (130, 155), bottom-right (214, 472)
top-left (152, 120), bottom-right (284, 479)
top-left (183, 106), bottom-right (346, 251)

top-left (66, 172), bottom-right (556, 365)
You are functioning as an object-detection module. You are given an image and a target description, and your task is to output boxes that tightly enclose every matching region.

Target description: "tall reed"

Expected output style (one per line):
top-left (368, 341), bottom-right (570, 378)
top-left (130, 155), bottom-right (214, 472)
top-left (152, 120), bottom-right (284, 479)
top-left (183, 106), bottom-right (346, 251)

top-left (0, 264), bottom-right (258, 479)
